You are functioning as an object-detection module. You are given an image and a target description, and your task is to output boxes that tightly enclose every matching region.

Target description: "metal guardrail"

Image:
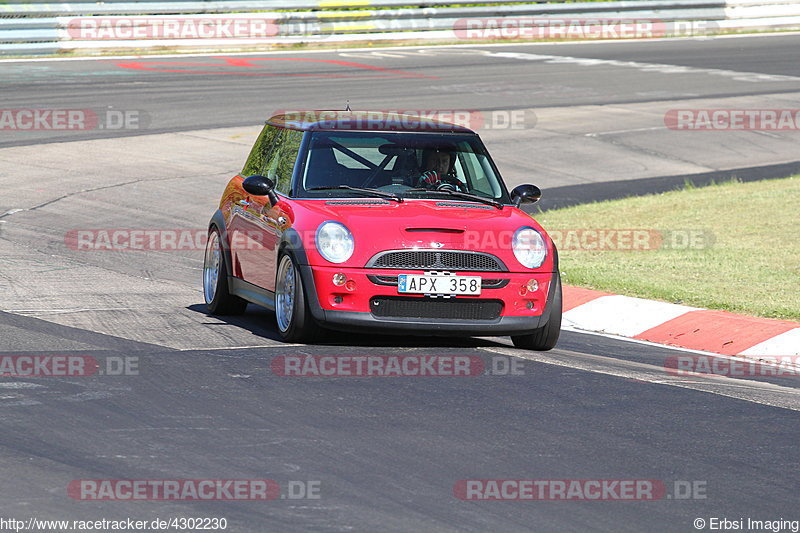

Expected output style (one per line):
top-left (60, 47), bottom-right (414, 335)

top-left (2, 0), bottom-right (800, 56)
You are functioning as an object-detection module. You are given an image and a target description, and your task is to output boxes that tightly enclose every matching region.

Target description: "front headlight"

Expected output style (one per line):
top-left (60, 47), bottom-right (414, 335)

top-left (512, 227), bottom-right (547, 268)
top-left (315, 221), bottom-right (354, 263)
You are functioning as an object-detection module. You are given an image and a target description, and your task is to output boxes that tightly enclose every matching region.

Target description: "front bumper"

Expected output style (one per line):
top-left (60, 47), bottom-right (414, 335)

top-left (298, 265), bottom-right (556, 336)
top-left (319, 309), bottom-right (548, 336)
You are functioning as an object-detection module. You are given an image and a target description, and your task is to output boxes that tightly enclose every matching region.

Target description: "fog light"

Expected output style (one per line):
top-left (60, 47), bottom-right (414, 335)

top-left (334, 296), bottom-right (343, 304)
top-left (527, 279), bottom-right (539, 292)
top-left (345, 280), bottom-right (356, 292)
top-left (526, 301), bottom-right (534, 310)
top-left (333, 273), bottom-right (347, 286)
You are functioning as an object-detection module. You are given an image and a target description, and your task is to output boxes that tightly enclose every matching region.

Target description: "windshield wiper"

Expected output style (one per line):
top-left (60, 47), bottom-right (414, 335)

top-left (307, 186), bottom-right (403, 203)
top-left (404, 188), bottom-right (503, 209)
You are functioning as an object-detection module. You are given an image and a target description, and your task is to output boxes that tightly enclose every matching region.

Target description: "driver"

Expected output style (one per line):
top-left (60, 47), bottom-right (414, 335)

top-left (417, 148), bottom-right (456, 189)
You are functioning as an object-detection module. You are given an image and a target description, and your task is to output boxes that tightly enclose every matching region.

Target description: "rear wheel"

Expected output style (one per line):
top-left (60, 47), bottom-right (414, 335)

top-left (274, 253), bottom-right (321, 343)
top-left (203, 227), bottom-right (247, 315)
top-left (511, 274), bottom-right (562, 351)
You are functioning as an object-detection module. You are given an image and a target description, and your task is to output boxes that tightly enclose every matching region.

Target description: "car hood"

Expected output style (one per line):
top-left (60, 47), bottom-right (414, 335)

top-left (291, 198), bottom-right (555, 272)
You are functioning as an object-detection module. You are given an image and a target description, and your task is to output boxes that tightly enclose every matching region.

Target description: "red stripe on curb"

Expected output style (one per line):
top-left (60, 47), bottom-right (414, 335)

top-left (633, 309), bottom-right (798, 355)
top-left (562, 286), bottom-right (612, 313)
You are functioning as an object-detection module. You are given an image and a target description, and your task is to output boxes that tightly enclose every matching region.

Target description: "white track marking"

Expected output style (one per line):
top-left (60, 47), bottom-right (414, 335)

top-left (175, 344), bottom-right (300, 351)
top-left (741, 328), bottom-right (800, 356)
top-left (585, 126), bottom-right (669, 136)
top-left (563, 295), bottom-right (699, 337)
top-left (2, 32), bottom-right (800, 63)
top-left (0, 383), bottom-right (45, 389)
top-left (482, 50), bottom-right (800, 83)
top-left (5, 307), bottom-right (141, 315)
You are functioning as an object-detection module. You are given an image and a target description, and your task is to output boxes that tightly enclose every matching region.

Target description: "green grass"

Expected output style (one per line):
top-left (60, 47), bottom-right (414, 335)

top-left (536, 176), bottom-right (800, 321)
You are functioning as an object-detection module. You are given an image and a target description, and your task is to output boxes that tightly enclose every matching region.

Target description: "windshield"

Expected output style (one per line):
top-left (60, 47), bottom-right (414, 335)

top-left (297, 131), bottom-right (511, 203)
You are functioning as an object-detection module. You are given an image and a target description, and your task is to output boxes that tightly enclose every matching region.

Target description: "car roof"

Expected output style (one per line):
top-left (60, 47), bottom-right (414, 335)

top-left (266, 111), bottom-right (476, 134)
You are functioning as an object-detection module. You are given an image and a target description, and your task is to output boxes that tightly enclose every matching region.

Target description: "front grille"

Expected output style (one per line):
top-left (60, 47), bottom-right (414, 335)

top-left (370, 296), bottom-right (503, 321)
top-left (480, 279), bottom-right (509, 289)
top-left (367, 275), bottom-right (508, 289)
top-left (368, 250), bottom-right (506, 271)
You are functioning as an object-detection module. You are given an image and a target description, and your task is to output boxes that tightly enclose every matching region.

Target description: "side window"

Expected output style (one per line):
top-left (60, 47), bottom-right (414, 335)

top-left (264, 128), bottom-right (303, 195)
top-left (459, 150), bottom-right (500, 198)
top-left (242, 125), bottom-right (281, 177)
top-left (451, 156), bottom-right (467, 184)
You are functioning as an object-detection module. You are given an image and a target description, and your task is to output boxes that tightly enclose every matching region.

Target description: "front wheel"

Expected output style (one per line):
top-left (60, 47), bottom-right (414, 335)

top-left (511, 274), bottom-right (562, 351)
top-left (274, 253), bottom-right (321, 343)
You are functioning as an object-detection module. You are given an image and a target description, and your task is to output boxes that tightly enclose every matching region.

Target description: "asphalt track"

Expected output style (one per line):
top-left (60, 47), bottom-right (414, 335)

top-left (0, 35), bottom-right (799, 532)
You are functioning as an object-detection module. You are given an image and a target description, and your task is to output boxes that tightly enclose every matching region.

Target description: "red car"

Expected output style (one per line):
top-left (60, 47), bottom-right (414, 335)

top-left (203, 111), bottom-right (561, 350)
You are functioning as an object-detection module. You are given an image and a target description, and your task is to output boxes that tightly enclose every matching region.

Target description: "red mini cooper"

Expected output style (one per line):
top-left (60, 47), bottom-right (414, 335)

top-left (203, 111), bottom-right (561, 350)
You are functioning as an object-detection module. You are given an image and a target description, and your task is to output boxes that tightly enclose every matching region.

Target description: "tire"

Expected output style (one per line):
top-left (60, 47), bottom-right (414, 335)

top-left (511, 273), bottom-right (562, 351)
top-left (274, 253), bottom-right (321, 343)
top-left (203, 226), bottom-right (247, 315)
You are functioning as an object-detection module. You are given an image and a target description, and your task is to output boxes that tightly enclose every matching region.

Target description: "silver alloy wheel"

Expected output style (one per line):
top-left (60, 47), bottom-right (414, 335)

top-left (275, 255), bottom-right (296, 333)
top-left (203, 230), bottom-right (221, 304)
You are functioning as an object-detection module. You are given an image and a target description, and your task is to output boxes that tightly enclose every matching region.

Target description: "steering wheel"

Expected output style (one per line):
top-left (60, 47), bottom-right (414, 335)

top-left (439, 174), bottom-right (467, 192)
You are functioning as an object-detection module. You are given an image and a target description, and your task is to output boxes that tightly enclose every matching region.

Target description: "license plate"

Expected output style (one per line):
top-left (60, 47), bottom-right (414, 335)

top-left (397, 274), bottom-right (481, 296)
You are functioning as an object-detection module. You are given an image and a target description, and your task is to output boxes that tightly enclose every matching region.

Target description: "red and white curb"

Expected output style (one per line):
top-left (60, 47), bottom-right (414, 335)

top-left (562, 286), bottom-right (800, 357)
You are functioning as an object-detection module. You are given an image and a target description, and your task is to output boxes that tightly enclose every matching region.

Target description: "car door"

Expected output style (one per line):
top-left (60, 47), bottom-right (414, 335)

top-left (233, 127), bottom-right (303, 291)
top-left (228, 125), bottom-right (280, 286)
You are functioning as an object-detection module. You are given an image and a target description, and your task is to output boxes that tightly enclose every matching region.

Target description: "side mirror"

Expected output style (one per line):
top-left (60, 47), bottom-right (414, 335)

top-left (511, 184), bottom-right (541, 207)
top-left (242, 175), bottom-right (279, 205)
